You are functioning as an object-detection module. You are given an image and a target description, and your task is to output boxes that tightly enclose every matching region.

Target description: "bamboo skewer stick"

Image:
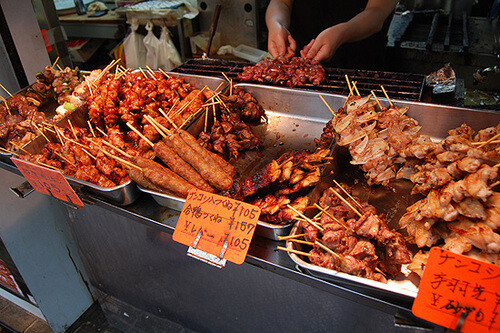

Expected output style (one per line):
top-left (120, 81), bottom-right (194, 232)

top-left (314, 241), bottom-right (344, 261)
top-left (163, 114), bottom-right (179, 129)
top-left (50, 56), bottom-right (60, 70)
top-left (342, 92), bottom-right (352, 110)
top-left (11, 142), bottom-right (29, 154)
top-left (56, 65), bottom-right (63, 72)
top-left (471, 140), bottom-right (500, 145)
top-left (287, 239), bottom-right (314, 246)
top-left (97, 147), bottom-right (142, 171)
top-left (204, 108), bottom-right (209, 133)
top-left (37, 161), bottom-right (60, 170)
top-left (55, 127), bottom-right (65, 144)
top-left (329, 187), bottom-right (362, 217)
top-left (158, 108), bottom-right (169, 118)
top-left (126, 122), bottom-right (154, 147)
top-left (332, 179), bottom-right (363, 209)
top-left (345, 75), bottom-right (353, 95)
top-left (0, 96), bottom-right (11, 115)
top-left (33, 123), bottom-right (50, 143)
top-left (371, 91), bottom-right (382, 109)
top-left (54, 151), bottom-right (74, 165)
top-left (277, 233), bottom-right (307, 241)
top-left (319, 95), bottom-right (336, 116)
top-left (96, 127), bottom-right (108, 137)
top-left (380, 85), bottom-right (393, 107)
top-left (0, 146), bottom-right (18, 156)
top-left (477, 132), bottom-right (500, 149)
top-left (314, 203), bottom-right (348, 229)
top-left (277, 246), bottom-right (311, 257)
top-left (139, 67), bottom-right (148, 79)
top-left (143, 115), bottom-right (168, 138)
top-left (491, 180), bottom-right (500, 187)
top-left (158, 68), bottom-right (170, 78)
top-left (352, 81), bottom-right (360, 96)
top-left (99, 139), bottom-right (132, 159)
top-left (87, 121), bottom-right (96, 137)
top-left (145, 66), bottom-right (158, 80)
top-left (68, 120), bottom-right (78, 140)
top-left (287, 204), bottom-right (324, 232)
top-left (0, 83), bottom-right (13, 97)
top-left (145, 115), bottom-right (171, 137)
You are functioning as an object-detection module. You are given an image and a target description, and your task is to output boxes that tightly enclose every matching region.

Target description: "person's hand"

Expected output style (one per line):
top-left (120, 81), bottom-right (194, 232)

top-left (301, 24), bottom-right (347, 62)
top-left (268, 22), bottom-right (296, 58)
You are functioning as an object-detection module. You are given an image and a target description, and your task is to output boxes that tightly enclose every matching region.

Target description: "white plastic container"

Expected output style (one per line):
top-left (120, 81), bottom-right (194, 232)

top-left (233, 44), bottom-right (268, 63)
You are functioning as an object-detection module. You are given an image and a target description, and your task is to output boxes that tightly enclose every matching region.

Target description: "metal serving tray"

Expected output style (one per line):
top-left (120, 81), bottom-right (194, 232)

top-left (140, 83), bottom-right (334, 239)
top-left (286, 223), bottom-right (419, 301)
top-left (0, 85), bottom-right (59, 165)
top-left (273, 86), bottom-right (500, 299)
top-left (19, 72), bottom-right (226, 206)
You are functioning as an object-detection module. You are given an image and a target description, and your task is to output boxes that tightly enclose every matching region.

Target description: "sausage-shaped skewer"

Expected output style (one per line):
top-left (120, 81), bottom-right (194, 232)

top-left (125, 166), bottom-right (172, 195)
top-left (177, 129), bottom-right (236, 177)
top-left (153, 141), bottom-right (216, 193)
top-left (132, 155), bottom-right (195, 197)
top-left (168, 133), bottom-right (233, 191)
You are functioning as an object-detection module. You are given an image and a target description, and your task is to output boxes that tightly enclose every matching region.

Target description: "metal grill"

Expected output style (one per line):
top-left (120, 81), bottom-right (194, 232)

top-left (173, 59), bottom-right (426, 101)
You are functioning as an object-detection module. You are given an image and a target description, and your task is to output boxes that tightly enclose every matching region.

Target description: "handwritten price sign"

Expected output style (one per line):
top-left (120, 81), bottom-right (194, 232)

top-left (12, 158), bottom-right (83, 207)
top-left (173, 189), bottom-right (261, 265)
top-left (412, 247), bottom-right (500, 332)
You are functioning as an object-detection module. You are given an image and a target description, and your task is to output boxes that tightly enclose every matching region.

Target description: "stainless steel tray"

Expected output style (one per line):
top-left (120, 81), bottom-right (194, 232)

top-left (16, 73), bottom-right (227, 206)
top-left (286, 223), bottom-right (419, 301)
top-left (139, 83), bottom-right (333, 239)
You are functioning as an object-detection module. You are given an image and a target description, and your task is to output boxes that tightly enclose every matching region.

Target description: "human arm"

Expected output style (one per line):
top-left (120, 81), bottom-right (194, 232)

top-left (265, 0), bottom-right (296, 58)
top-left (301, 0), bottom-right (399, 62)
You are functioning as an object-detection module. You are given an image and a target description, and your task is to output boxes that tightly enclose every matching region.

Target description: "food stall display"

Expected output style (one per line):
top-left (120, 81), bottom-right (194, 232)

top-left (0, 58), bottom-right (499, 331)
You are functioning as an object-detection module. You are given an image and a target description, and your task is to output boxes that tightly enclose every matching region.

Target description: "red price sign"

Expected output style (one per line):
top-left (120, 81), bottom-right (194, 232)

top-left (412, 247), bottom-right (500, 332)
top-left (12, 158), bottom-right (83, 207)
top-left (173, 189), bottom-right (261, 265)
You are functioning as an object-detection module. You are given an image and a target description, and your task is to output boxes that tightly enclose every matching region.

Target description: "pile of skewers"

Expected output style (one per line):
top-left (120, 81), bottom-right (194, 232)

top-left (238, 56), bottom-right (326, 87)
top-left (400, 124), bottom-right (500, 275)
top-left (278, 181), bottom-right (412, 282)
top-left (222, 148), bottom-right (331, 224)
top-left (197, 84), bottom-right (264, 158)
top-left (0, 58), bottom-right (83, 151)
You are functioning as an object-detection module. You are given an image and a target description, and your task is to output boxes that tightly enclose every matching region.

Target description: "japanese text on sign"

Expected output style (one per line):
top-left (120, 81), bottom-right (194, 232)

top-left (173, 189), bottom-right (261, 265)
top-left (11, 158), bottom-right (83, 207)
top-left (412, 247), bottom-right (500, 332)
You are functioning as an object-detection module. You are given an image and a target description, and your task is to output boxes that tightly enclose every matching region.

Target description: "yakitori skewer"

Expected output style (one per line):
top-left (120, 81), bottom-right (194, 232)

top-left (344, 74), bottom-right (353, 95)
top-left (0, 96), bottom-right (11, 115)
top-left (277, 246), bottom-right (311, 257)
top-left (97, 147), bottom-right (142, 171)
top-left (0, 147), bottom-right (18, 156)
top-left (287, 239), bottom-right (314, 246)
top-left (332, 179), bottom-right (363, 209)
top-left (352, 81), bottom-right (360, 96)
top-left (144, 115), bottom-right (169, 137)
top-left (319, 95), bottom-right (336, 116)
top-left (139, 67), bottom-right (148, 79)
top-left (68, 120), bottom-right (78, 140)
top-left (277, 233), bottom-right (307, 241)
top-left (0, 83), bottom-right (13, 98)
top-left (380, 85), bottom-right (393, 107)
top-left (158, 68), bottom-right (170, 78)
top-left (99, 139), bottom-right (132, 159)
top-left (126, 122), bottom-right (154, 147)
top-left (477, 132), bottom-right (500, 149)
top-left (87, 121), bottom-right (96, 137)
top-left (314, 203), bottom-right (347, 229)
top-left (145, 66), bottom-right (158, 80)
top-left (287, 204), bottom-right (324, 232)
top-left (50, 56), bottom-right (60, 70)
top-left (329, 187), bottom-right (362, 217)
top-left (315, 241), bottom-right (344, 262)
top-left (371, 90), bottom-right (382, 109)
top-left (95, 126), bottom-right (108, 137)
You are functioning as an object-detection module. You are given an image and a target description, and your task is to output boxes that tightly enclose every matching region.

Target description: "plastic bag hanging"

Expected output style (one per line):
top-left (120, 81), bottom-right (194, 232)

top-left (143, 21), bottom-right (160, 68)
top-left (122, 18), bottom-right (146, 69)
top-left (157, 26), bottom-right (182, 71)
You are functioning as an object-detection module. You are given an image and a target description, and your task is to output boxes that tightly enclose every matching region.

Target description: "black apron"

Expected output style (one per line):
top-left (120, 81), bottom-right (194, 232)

top-left (289, 0), bottom-right (389, 70)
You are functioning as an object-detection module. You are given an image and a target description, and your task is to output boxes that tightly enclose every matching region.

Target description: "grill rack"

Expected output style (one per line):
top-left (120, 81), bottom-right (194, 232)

top-left (173, 59), bottom-right (425, 101)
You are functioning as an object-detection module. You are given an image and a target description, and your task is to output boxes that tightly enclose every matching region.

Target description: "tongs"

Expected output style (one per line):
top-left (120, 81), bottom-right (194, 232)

top-left (202, 4), bottom-right (222, 59)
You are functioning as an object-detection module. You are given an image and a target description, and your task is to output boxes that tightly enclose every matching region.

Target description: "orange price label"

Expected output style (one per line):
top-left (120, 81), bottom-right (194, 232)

top-left (173, 189), bottom-right (261, 265)
top-left (412, 247), bottom-right (500, 332)
top-left (12, 158), bottom-right (83, 207)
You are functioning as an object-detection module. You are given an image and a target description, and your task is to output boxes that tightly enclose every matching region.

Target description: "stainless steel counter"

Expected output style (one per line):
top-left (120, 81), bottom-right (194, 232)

top-left (54, 189), bottom-right (440, 332)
